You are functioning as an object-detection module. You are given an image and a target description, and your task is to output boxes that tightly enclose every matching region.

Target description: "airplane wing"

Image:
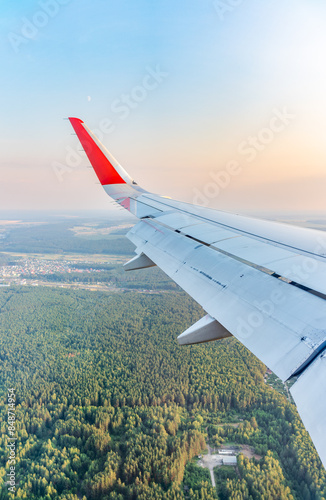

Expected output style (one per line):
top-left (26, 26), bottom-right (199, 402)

top-left (69, 117), bottom-right (326, 468)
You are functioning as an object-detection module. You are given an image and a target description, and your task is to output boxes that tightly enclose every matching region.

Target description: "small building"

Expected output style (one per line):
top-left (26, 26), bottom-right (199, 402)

top-left (222, 456), bottom-right (237, 466)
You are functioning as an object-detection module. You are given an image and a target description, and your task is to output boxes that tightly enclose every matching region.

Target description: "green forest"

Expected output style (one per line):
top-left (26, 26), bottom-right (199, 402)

top-left (0, 287), bottom-right (325, 499)
top-left (0, 220), bottom-right (136, 256)
top-left (0, 218), bottom-right (325, 499)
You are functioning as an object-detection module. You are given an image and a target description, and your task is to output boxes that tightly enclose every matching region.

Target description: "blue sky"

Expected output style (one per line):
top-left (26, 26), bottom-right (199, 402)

top-left (1, 0), bottom-right (326, 213)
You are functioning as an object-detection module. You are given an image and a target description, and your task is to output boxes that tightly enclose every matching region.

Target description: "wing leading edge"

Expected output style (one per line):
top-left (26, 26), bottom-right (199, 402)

top-left (68, 117), bottom-right (326, 468)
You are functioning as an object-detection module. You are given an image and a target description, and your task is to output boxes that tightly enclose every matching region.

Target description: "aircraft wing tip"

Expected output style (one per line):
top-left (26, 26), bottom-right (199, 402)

top-left (68, 117), bottom-right (84, 124)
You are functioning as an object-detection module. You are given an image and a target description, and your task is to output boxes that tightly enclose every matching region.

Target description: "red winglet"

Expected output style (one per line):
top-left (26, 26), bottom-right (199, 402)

top-left (68, 117), bottom-right (126, 185)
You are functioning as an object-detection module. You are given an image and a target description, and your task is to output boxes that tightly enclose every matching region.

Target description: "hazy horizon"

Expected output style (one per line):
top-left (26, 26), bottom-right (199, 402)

top-left (1, 1), bottom-right (326, 213)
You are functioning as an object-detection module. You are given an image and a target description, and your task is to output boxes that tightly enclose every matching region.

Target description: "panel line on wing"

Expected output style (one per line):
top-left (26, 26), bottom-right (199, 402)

top-left (149, 217), bottom-right (326, 302)
top-left (142, 195), bottom-right (326, 261)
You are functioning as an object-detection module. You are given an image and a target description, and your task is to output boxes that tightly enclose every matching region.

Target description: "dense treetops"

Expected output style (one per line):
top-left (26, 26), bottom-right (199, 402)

top-left (0, 286), bottom-right (325, 499)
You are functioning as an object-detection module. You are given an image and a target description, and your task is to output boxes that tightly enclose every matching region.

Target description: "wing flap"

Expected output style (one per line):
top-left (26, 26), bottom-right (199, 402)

top-left (290, 352), bottom-right (326, 467)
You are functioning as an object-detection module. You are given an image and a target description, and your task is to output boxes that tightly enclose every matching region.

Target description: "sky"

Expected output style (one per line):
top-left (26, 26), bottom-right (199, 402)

top-left (1, 0), bottom-right (326, 215)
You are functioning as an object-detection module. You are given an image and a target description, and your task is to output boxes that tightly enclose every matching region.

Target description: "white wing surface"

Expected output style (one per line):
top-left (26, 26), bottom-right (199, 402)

top-left (69, 117), bottom-right (326, 467)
